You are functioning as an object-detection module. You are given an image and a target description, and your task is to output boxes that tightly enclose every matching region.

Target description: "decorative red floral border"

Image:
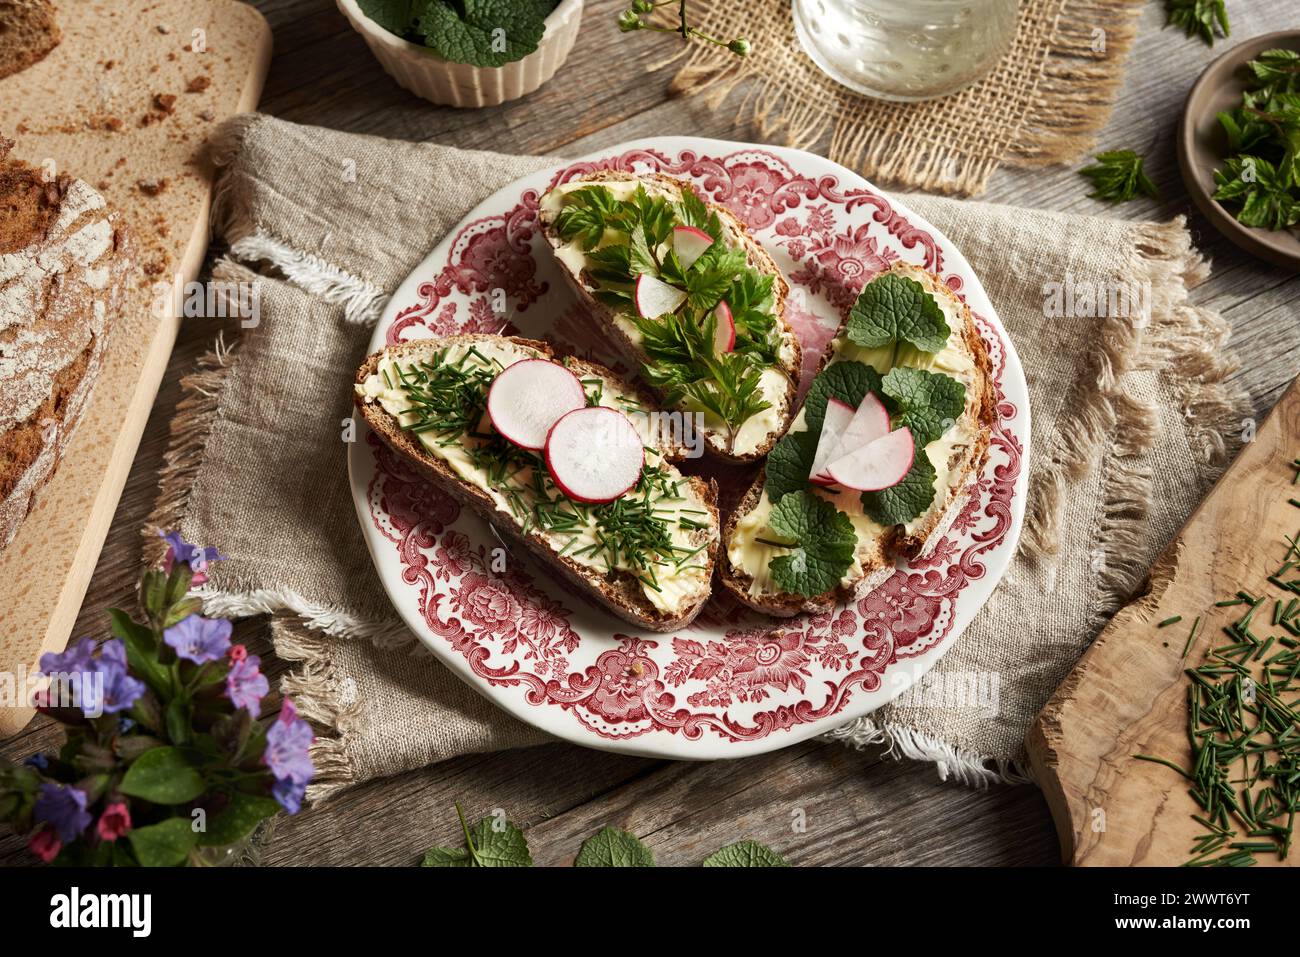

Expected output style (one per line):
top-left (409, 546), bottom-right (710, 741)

top-left (363, 147), bottom-right (1024, 745)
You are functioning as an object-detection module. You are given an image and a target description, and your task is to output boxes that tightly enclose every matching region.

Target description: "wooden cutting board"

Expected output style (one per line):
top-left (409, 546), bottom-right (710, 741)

top-left (0, 1), bottom-right (270, 736)
top-left (1026, 377), bottom-right (1300, 866)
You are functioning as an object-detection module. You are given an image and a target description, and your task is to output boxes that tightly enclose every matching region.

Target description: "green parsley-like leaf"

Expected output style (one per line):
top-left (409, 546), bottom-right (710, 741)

top-left (861, 452), bottom-right (938, 526)
top-left (881, 366), bottom-right (966, 447)
top-left (1164, 0), bottom-right (1229, 46)
top-left (803, 361), bottom-right (883, 435)
top-left (766, 490), bottom-right (857, 597)
top-left (574, 826), bottom-right (656, 867)
top-left (1247, 48), bottom-right (1300, 98)
top-left (701, 840), bottom-right (790, 867)
top-left (846, 273), bottom-right (950, 355)
top-left (1078, 150), bottom-right (1159, 203)
top-left (418, 0), bottom-right (551, 68)
top-left (553, 185), bottom-right (622, 251)
top-left (1213, 155), bottom-right (1300, 230)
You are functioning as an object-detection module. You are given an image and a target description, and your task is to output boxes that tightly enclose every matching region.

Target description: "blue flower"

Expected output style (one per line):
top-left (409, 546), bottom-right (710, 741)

top-left (23, 753), bottom-right (48, 770)
top-left (159, 530), bottom-right (225, 584)
top-left (163, 615), bottom-right (232, 664)
top-left (225, 654), bottom-right (269, 716)
top-left (265, 699), bottom-right (314, 814)
top-left (272, 776), bottom-right (307, 815)
top-left (96, 640), bottom-right (145, 714)
top-left (34, 783), bottom-right (91, 843)
top-left (39, 637), bottom-right (95, 676)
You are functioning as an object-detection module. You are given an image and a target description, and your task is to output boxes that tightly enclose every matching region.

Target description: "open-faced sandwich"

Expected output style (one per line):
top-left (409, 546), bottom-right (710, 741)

top-left (538, 171), bottom-right (801, 463)
top-left (354, 334), bottom-right (720, 631)
top-left (719, 263), bottom-right (997, 616)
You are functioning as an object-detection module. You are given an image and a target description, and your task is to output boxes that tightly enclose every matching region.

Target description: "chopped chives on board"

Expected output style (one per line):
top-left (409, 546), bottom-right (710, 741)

top-left (1136, 455), bottom-right (1300, 867)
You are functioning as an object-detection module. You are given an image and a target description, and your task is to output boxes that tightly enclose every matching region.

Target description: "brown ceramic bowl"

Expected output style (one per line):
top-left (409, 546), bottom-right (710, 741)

top-left (1177, 30), bottom-right (1300, 272)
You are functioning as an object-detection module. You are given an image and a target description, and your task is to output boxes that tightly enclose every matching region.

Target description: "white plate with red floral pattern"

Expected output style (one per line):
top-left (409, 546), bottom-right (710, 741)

top-left (347, 137), bottom-right (1030, 760)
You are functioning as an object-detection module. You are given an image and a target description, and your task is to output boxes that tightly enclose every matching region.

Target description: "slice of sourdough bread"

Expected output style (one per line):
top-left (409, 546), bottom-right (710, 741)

top-left (719, 263), bottom-right (997, 617)
top-left (538, 170), bottom-right (801, 464)
top-left (0, 0), bottom-right (61, 80)
top-left (354, 334), bottom-right (720, 632)
top-left (0, 137), bottom-right (132, 551)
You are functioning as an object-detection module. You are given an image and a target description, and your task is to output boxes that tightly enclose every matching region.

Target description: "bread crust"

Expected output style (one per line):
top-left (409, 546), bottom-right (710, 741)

top-left (354, 334), bottom-right (720, 632)
top-left (717, 263), bottom-right (996, 616)
top-left (538, 170), bottom-right (801, 464)
top-left (0, 146), bottom-right (131, 550)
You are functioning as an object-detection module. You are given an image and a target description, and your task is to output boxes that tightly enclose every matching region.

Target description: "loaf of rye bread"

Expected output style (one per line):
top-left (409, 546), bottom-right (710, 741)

top-left (0, 137), bottom-right (132, 550)
top-left (0, 0), bottom-right (62, 80)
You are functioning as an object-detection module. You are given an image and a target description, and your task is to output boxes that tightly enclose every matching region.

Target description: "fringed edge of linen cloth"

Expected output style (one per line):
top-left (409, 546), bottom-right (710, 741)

top-left (830, 217), bottom-right (1251, 786)
top-left (207, 114), bottom-right (388, 327)
top-left (664, 0), bottom-right (1144, 195)
top-left (272, 614), bottom-right (367, 803)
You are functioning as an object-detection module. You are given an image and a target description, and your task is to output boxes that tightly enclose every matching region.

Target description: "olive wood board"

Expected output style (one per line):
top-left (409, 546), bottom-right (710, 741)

top-left (0, 0), bottom-right (271, 735)
top-left (1026, 376), bottom-right (1300, 866)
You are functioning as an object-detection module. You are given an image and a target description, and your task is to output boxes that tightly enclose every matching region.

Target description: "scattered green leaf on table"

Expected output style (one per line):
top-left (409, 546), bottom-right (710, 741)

top-left (1165, 0), bottom-right (1229, 46)
top-left (1078, 150), bottom-right (1158, 203)
top-left (702, 840), bottom-right (789, 867)
top-left (574, 826), bottom-right (656, 866)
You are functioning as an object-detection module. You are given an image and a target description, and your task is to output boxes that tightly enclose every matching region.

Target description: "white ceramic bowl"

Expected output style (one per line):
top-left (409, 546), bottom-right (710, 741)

top-left (337, 0), bottom-right (584, 108)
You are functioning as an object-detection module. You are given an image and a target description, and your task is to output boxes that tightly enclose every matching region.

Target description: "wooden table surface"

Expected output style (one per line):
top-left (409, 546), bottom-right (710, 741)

top-left (3, 0), bottom-right (1298, 867)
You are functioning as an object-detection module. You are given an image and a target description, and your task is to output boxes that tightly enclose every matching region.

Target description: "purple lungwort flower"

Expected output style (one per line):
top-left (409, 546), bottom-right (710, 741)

top-left (265, 699), bottom-right (314, 814)
top-left (39, 638), bottom-right (101, 714)
top-left (39, 637), bottom-right (95, 676)
top-left (95, 640), bottom-right (145, 714)
top-left (225, 654), bottom-right (269, 716)
top-left (34, 783), bottom-right (92, 843)
top-left (163, 615), bottom-right (232, 664)
top-left (159, 530), bottom-right (225, 585)
top-left (272, 776), bottom-right (307, 815)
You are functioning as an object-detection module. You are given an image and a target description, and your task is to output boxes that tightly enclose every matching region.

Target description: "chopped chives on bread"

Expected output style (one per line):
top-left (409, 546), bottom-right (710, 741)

top-left (719, 263), bottom-right (997, 616)
top-left (0, 137), bottom-right (132, 551)
top-left (354, 335), bottom-right (721, 632)
top-left (538, 171), bottom-right (801, 464)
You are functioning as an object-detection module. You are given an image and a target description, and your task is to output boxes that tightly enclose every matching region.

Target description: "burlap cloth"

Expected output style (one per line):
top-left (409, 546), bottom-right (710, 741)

top-left (669, 0), bottom-right (1144, 195)
top-left (149, 114), bottom-right (1247, 801)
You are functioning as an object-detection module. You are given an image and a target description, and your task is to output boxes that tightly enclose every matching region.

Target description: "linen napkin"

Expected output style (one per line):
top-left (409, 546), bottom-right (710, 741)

top-left (151, 114), bottom-right (1246, 800)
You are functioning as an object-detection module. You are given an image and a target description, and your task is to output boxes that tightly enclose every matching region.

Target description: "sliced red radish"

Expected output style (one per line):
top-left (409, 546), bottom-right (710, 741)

top-left (634, 273), bottom-right (687, 318)
top-left (824, 427), bottom-right (915, 492)
top-left (809, 397), bottom-right (855, 487)
top-left (487, 359), bottom-right (586, 451)
top-left (834, 392), bottom-right (890, 458)
top-left (673, 225), bottom-right (714, 270)
top-left (712, 301), bottom-right (736, 354)
top-left (545, 407), bottom-right (645, 504)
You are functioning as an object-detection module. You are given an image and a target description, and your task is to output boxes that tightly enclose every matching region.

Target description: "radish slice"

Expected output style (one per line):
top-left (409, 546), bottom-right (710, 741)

top-left (545, 407), bottom-right (645, 504)
top-left (834, 392), bottom-right (890, 458)
top-left (824, 427), bottom-right (915, 492)
top-left (487, 359), bottom-right (587, 451)
top-left (712, 301), bottom-right (736, 354)
top-left (808, 397), bottom-right (855, 486)
top-left (634, 273), bottom-right (687, 318)
top-left (673, 225), bottom-right (714, 270)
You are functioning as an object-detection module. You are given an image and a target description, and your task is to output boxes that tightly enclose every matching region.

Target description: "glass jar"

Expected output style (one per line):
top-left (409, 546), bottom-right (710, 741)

top-left (792, 0), bottom-right (1020, 102)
